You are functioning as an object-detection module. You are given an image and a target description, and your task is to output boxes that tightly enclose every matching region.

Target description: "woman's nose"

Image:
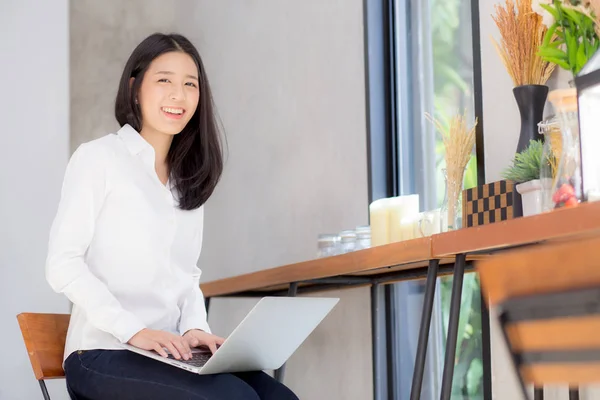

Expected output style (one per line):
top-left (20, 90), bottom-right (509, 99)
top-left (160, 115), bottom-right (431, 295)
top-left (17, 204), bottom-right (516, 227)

top-left (169, 86), bottom-right (185, 101)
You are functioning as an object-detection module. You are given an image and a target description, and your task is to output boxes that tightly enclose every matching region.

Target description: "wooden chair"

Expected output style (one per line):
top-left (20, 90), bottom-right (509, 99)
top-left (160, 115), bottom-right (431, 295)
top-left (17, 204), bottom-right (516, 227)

top-left (17, 313), bottom-right (70, 400)
top-left (475, 236), bottom-right (600, 400)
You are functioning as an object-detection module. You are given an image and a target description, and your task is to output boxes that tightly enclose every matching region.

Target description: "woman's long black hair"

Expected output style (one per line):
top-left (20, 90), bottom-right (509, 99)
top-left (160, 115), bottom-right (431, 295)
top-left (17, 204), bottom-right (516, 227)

top-left (115, 33), bottom-right (224, 211)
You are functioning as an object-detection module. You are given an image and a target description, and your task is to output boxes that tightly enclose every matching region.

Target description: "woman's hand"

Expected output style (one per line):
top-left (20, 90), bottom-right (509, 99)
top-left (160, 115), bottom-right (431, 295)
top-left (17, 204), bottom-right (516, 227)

top-left (182, 329), bottom-right (225, 354)
top-left (128, 328), bottom-right (192, 360)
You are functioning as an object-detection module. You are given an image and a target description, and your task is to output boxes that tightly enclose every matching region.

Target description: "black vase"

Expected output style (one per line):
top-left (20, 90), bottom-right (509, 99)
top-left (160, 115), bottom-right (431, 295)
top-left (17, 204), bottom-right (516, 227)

top-left (511, 85), bottom-right (548, 218)
top-left (513, 84), bottom-right (549, 153)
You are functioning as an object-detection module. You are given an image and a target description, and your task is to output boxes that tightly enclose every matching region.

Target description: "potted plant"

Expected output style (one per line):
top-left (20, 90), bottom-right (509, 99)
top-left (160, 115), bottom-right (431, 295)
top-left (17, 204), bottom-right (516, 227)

top-left (492, 0), bottom-right (557, 153)
top-left (535, 0), bottom-right (600, 78)
top-left (502, 140), bottom-right (545, 216)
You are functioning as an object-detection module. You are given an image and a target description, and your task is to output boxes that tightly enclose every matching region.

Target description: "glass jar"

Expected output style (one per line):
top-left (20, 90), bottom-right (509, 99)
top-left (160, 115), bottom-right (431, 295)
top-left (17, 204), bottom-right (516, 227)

top-left (547, 88), bottom-right (582, 209)
top-left (317, 234), bottom-right (338, 258)
top-left (338, 230), bottom-right (357, 254)
top-left (354, 225), bottom-right (371, 250)
top-left (440, 167), bottom-right (465, 231)
top-left (538, 115), bottom-right (562, 212)
top-left (577, 70), bottom-right (600, 202)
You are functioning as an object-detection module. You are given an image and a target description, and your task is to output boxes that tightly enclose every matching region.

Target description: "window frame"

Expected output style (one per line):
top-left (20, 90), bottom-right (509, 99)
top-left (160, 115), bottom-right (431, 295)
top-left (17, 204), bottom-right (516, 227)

top-left (362, 0), bottom-right (490, 398)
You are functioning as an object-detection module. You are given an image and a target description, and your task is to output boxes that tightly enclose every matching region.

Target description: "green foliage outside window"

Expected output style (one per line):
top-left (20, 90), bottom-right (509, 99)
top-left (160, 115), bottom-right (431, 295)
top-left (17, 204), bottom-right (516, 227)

top-left (431, 0), bottom-right (482, 397)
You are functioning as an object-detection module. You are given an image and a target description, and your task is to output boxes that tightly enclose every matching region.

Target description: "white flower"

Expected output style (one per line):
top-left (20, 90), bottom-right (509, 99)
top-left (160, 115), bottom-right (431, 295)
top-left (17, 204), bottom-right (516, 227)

top-left (532, 0), bottom-right (556, 27)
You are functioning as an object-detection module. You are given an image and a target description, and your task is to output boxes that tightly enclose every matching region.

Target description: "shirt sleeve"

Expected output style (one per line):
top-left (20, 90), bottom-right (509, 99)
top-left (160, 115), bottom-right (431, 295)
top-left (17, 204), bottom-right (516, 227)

top-left (178, 213), bottom-right (211, 335)
top-left (45, 142), bottom-right (146, 343)
top-left (178, 265), bottom-right (212, 335)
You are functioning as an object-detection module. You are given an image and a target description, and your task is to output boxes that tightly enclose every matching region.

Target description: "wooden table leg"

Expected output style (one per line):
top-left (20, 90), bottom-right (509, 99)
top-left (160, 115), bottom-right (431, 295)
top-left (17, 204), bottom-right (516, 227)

top-left (440, 253), bottom-right (466, 400)
top-left (410, 259), bottom-right (439, 400)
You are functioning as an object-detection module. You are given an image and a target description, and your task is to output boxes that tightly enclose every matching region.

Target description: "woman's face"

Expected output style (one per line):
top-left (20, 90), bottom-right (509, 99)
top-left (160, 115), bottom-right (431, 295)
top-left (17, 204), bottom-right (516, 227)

top-left (137, 51), bottom-right (200, 136)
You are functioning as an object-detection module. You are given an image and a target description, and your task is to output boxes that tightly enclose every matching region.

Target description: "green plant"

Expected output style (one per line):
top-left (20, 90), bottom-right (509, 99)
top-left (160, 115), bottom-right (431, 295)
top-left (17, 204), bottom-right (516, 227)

top-left (502, 140), bottom-right (543, 183)
top-left (441, 274), bottom-right (483, 398)
top-left (536, 0), bottom-right (600, 76)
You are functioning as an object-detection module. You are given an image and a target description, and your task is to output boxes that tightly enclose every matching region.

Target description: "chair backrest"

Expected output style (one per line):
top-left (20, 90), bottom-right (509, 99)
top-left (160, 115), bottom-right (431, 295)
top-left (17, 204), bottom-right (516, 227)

top-left (17, 313), bottom-right (70, 380)
top-left (476, 235), bottom-right (600, 387)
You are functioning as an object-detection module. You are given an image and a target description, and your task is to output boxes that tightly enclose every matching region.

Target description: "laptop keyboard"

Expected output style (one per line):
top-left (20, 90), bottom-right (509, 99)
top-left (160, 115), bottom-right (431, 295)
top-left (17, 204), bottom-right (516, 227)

top-left (168, 351), bottom-right (212, 367)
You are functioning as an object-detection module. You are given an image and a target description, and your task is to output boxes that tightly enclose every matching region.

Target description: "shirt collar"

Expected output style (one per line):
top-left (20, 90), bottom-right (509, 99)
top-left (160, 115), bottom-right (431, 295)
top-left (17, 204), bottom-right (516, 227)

top-left (117, 123), bottom-right (175, 195)
top-left (117, 124), bottom-right (153, 156)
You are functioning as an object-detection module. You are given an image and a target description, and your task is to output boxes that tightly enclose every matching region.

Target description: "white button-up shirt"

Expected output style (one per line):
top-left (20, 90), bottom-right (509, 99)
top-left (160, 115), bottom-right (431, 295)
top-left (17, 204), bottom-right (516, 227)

top-left (46, 124), bottom-right (211, 361)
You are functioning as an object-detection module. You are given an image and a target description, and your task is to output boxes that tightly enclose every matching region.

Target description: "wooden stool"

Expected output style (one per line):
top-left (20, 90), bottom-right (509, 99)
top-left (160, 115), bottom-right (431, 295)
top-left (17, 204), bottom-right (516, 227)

top-left (17, 313), bottom-right (70, 400)
top-left (475, 236), bottom-right (600, 398)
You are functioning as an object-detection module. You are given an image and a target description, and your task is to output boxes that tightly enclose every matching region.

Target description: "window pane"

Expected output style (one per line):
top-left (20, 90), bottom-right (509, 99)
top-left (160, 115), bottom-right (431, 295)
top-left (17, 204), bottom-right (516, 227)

top-left (430, 0), bottom-right (478, 202)
top-left (392, 0), bottom-right (482, 398)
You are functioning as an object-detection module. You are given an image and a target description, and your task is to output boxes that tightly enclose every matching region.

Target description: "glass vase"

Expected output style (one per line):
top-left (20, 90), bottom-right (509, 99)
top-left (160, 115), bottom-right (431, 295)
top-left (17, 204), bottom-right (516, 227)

top-left (547, 88), bottom-right (582, 209)
top-left (538, 115), bottom-right (562, 212)
top-left (440, 167), bottom-right (465, 231)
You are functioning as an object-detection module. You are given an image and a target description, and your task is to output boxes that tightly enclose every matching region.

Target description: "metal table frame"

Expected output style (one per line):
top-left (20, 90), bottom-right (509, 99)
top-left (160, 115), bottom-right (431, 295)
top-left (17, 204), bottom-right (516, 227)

top-left (204, 253), bottom-right (490, 400)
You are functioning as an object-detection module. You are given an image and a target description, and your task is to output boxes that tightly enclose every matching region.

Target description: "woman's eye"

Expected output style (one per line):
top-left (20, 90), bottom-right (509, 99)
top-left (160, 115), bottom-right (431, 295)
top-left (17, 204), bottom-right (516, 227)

top-left (158, 78), bottom-right (170, 83)
top-left (186, 82), bottom-right (198, 88)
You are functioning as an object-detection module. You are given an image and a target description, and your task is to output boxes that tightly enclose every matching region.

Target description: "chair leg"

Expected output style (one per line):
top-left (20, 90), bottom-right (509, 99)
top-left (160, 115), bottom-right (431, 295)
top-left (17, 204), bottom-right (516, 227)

top-left (569, 387), bottom-right (579, 400)
top-left (205, 297), bottom-right (211, 314)
top-left (533, 387), bottom-right (543, 400)
top-left (39, 380), bottom-right (51, 400)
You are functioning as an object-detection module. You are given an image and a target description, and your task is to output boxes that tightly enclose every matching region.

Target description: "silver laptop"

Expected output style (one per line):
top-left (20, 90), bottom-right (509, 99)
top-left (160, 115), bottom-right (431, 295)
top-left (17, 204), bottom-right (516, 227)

top-left (121, 296), bottom-right (339, 374)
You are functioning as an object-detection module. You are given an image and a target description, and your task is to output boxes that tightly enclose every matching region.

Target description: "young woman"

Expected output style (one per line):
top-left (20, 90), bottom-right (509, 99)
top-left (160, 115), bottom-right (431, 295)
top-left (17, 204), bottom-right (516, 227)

top-left (46, 33), bottom-right (299, 400)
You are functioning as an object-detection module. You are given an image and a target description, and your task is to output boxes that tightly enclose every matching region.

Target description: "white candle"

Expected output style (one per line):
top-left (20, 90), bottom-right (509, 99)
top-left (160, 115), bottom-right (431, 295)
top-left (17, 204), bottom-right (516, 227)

top-left (369, 198), bottom-right (391, 247)
top-left (398, 214), bottom-right (420, 241)
top-left (388, 195), bottom-right (420, 242)
top-left (370, 195), bottom-right (421, 245)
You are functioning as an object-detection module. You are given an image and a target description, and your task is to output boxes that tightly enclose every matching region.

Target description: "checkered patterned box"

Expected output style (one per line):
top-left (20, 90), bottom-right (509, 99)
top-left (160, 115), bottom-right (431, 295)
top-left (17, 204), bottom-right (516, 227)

top-left (462, 180), bottom-right (516, 227)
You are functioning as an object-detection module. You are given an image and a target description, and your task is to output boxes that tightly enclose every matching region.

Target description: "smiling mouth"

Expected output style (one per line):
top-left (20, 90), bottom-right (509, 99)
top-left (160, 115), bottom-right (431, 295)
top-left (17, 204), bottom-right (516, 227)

top-left (161, 107), bottom-right (185, 116)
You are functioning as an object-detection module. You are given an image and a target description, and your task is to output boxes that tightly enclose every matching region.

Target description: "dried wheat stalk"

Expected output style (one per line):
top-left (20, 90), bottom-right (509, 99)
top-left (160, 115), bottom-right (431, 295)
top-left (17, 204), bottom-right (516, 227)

top-left (426, 111), bottom-right (477, 228)
top-left (492, 0), bottom-right (556, 86)
top-left (549, 129), bottom-right (562, 178)
top-left (587, 0), bottom-right (600, 36)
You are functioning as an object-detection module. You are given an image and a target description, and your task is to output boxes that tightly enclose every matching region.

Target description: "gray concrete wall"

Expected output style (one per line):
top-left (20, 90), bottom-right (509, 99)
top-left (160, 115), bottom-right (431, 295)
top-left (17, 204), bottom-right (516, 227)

top-left (70, 0), bottom-right (178, 151)
top-left (177, 0), bottom-right (369, 279)
top-left (1, 1), bottom-right (71, 399)
top-left (176, 1), bottom-right (371, 398)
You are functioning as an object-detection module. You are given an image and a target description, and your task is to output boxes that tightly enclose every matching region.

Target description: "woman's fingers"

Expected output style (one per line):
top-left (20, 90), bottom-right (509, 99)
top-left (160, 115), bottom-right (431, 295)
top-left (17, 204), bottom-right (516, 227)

top-left (173, 338), bottom-right (191, 360)
top-left (207, 340), bottom-right (218, 354)
top-left (215, 336), bottom-right (225, 345)
top-left (153, 343), bottom-right (168, 358)
top-left (181, 338), bottom-right (192, 357)
top-left (163, 340), bottom-right (181, 360)
top-left (188, 336), bottom-right (200, 347)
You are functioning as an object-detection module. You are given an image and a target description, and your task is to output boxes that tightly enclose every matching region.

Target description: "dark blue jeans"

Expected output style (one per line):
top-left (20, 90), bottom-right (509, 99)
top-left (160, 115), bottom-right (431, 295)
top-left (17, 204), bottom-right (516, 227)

top-left (64, 350), bottom-right (299, 400)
